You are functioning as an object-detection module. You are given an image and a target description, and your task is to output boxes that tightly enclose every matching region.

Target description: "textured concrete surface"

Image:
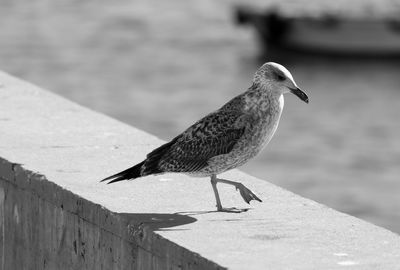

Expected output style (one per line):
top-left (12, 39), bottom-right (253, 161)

top-left (0, 72), bottom-right (399, 269)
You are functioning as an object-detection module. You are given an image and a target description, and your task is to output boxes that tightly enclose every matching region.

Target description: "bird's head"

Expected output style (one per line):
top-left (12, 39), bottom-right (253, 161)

top-left (253, 62), bottom-right (309, 103)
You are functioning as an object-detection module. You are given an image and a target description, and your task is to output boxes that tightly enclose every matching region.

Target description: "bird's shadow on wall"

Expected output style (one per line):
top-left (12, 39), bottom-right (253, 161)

top-left (118, 208), bottom-right (253, 231)
top-left (118, 212), bottom-right (198, 231)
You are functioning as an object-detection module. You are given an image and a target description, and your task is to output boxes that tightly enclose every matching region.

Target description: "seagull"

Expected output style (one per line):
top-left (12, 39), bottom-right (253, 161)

top-left (101, 62), bottom-right (308, 212)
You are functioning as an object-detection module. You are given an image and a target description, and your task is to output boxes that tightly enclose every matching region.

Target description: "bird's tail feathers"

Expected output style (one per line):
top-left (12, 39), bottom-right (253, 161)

top-left (100, 161), bottom-right (145, 184)
top-left (101, 139), bottom-right (178, 184)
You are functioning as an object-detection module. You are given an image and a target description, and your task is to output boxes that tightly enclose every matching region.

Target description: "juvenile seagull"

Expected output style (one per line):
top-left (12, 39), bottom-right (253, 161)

top-left (101, 62), bottom-right (308, 212)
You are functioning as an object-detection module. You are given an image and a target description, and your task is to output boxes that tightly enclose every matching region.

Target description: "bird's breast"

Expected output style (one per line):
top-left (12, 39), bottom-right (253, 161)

top-left (244, 95), bottom-right (283, 154)
top-left (204, 95), bottom-right (284, 175)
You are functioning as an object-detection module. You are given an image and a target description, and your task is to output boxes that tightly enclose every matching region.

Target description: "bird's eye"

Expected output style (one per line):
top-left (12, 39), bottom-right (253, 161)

top-left (276, 74), bottom-right (285, 81)
top-left (273, 71), bottom-right (286, 81)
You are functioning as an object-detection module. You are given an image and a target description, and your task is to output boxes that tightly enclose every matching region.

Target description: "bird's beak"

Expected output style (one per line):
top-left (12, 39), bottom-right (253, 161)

top-left (289, 87), bottom-right (309, 104)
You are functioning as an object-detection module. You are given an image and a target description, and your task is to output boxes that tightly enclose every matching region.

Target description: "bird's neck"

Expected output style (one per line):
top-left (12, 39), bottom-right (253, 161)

top-left (244, 84), bottom-right (283, 115)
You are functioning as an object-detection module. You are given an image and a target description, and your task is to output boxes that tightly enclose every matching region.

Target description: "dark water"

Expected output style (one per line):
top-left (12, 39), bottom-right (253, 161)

top-left (0, 0), bottom-right (399, 234)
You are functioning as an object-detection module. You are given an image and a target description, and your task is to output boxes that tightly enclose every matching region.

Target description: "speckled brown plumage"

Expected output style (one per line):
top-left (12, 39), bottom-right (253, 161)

top-left (101, 62), bottom-right (309, 212)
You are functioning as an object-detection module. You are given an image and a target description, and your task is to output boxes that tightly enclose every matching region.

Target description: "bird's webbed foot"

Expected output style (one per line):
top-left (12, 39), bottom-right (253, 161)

top-left (235, 183), bottom-right (263, 204)
top-left (214, 177), bottom-right (262, 205)
top-left (216, 206), bottom-right (249, 213)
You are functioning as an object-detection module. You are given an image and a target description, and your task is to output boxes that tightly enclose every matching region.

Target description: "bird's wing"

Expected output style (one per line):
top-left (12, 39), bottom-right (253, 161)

top-left (143, 110), bottom-right (251, 174)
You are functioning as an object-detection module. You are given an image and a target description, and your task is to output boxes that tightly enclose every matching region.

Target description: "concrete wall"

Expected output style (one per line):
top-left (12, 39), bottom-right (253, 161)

top-left (0, 159), bottom-right (218, 270)
top-left (0, 71), bottom-right (399, 269)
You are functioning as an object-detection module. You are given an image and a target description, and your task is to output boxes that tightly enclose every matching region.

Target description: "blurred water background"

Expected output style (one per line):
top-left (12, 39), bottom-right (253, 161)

top-left (0, 0), bottom-right (399, 233)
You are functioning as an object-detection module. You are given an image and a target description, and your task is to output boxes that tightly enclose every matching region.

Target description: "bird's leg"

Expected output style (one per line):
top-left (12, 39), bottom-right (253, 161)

top-left (215, 177), bottom-right (262, 204)
top-left (210, 175), bottom-right (253, 213)
top-left (210, 175), bottom-right (223, 211)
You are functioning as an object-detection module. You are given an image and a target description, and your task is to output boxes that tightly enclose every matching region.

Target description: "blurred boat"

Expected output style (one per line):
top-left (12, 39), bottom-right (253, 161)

top-left (235, 5), bottom-right (400, 57)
